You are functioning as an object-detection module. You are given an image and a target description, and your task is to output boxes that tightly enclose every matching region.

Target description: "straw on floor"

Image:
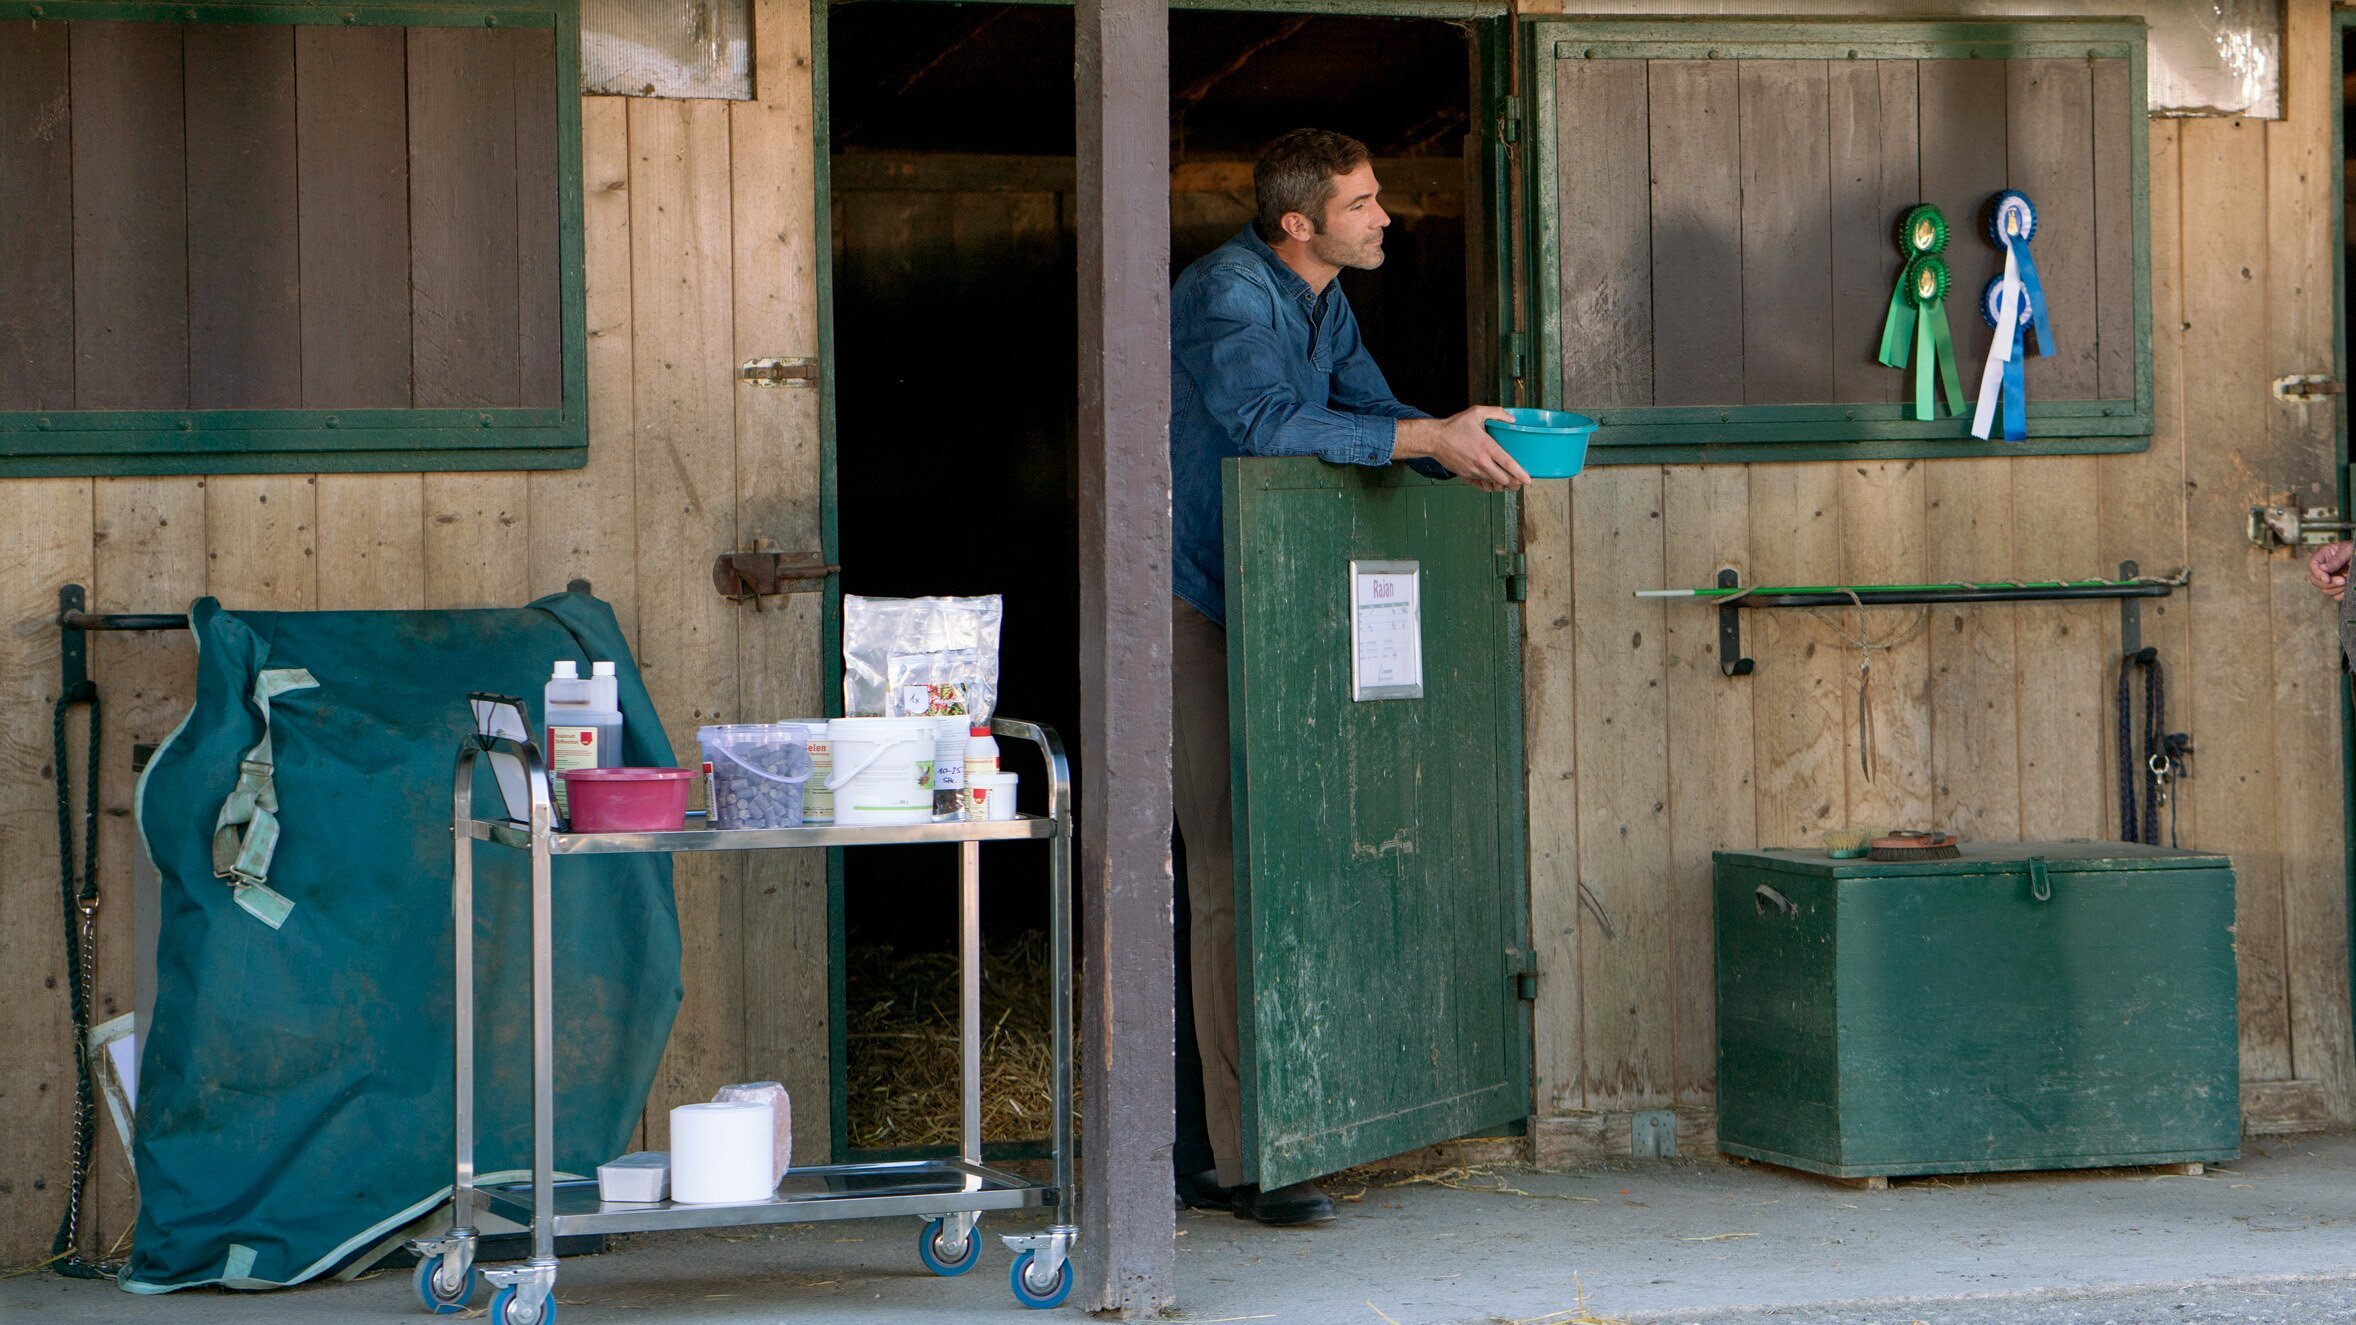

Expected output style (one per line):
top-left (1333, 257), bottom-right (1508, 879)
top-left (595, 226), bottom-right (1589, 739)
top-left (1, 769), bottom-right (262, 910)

top-left (846, 932), bottom-right (1065, 1150)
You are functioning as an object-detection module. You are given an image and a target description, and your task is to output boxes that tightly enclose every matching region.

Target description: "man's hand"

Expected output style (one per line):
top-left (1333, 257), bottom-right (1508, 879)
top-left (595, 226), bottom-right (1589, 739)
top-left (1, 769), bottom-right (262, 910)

top-left (2311, 540), bottom-right (2354, 602)
top-left (1393, 407), bottom-right (1531, 493)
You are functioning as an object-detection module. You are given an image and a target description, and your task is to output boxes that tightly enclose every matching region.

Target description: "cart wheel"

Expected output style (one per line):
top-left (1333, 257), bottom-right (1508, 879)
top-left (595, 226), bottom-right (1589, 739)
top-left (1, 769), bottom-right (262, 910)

top-left (412, 1253), bottom-right (475, 1314)
top-left (488, 1285), bottom-right (557, 1325)
top-left (918, 1217), bottom-right (983, 1276)
top-left (1008, 1250), bottom-right (1073, 1309)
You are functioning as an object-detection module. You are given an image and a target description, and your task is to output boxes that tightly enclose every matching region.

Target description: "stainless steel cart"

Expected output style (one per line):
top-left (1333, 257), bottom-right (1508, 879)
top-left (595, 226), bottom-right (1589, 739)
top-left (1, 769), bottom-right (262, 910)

top-left (407, 719), bottom-right (1076, 1321)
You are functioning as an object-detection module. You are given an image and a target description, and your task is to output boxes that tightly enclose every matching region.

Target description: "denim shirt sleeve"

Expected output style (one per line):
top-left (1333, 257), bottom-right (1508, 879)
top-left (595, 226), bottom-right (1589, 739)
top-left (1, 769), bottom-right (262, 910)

top-left (1175, 267), bottom-right (1397, 466)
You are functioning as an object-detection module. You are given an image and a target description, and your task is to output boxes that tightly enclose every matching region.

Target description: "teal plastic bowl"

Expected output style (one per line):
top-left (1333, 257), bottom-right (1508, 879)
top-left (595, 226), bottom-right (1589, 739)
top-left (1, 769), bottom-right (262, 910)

top-left (1484, 408), bottom-right (1597, 479)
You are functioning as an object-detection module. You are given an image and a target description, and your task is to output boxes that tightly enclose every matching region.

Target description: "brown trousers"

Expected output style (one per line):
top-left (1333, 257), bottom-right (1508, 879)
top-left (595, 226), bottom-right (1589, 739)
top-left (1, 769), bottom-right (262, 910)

top-left (1171, 597), bottom-right (1245, 1185)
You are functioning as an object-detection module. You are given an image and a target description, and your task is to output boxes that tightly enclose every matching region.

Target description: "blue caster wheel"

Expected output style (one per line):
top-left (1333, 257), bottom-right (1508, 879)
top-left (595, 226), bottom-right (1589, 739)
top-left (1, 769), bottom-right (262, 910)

top-left (1009, 1250), bottom-right (1073, 1309)
top-left (488, 1285), bottom-right (556, 1325)
top-left (918, 1217), bottom-right (983, 1276)
top-left (412, 1253), bottom-right (475, 1314)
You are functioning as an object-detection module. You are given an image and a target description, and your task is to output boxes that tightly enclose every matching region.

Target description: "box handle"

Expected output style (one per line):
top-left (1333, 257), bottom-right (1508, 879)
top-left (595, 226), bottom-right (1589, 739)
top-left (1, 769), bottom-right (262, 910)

top-left (2028, 856), bottom-right (2052, 903)
top-left (1754, 884), bottom-right (1798, 918)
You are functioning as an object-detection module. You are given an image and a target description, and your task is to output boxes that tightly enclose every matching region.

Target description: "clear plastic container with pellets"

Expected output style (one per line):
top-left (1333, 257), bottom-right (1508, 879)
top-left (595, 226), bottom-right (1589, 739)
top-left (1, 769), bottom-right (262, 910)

top-left (699, 724), bottom-right (813, 829)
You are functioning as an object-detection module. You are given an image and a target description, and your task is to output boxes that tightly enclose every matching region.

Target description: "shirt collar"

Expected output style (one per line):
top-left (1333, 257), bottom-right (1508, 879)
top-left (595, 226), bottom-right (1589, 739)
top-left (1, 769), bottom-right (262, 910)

top-left (1236, 226), bottom-right (1327, 309)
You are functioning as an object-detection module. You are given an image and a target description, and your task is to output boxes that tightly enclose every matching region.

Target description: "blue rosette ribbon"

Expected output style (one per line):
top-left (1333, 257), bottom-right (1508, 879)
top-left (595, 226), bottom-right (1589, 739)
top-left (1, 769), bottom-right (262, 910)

top-left (1978, 276), bottom-right (2033, 442)
top-left (1875, 204), bottom-right (1964, 421)
top-left (1970, 191), bottom-right (2054, 442)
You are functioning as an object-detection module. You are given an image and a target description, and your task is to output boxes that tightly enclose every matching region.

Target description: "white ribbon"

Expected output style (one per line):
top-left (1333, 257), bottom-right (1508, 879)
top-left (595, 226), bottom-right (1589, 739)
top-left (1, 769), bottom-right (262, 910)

top-left (1971, 244), bottom-right (2022, 441)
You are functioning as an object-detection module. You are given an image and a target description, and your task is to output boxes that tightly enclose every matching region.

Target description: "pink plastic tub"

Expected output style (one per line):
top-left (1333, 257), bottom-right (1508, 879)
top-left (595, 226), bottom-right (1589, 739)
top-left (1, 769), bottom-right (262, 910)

top-left (563, 767), bottom-right (694, 832)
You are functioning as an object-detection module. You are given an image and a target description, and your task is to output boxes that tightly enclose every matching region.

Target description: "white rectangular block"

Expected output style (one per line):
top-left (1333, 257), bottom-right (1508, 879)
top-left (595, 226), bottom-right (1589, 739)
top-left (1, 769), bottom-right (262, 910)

top-left (597, 1151), bottom-right (670, 1204)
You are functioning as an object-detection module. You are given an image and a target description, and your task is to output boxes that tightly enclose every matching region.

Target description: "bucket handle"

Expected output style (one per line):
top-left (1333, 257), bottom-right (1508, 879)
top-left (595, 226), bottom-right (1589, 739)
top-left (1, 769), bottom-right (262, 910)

top-left (825, 734), bottom-right (923, 791)
top-left (714, 741), bottom-right (811, 786)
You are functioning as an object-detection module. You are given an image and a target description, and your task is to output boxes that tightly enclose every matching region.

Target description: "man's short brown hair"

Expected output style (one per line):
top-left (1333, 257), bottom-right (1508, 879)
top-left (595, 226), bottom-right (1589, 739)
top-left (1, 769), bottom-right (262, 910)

top-left (1253, 129), bottom-right (1371, 241)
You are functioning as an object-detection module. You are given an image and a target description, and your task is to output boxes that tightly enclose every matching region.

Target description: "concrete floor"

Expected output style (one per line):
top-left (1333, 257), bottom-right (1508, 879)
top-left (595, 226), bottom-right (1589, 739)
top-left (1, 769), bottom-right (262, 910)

top-left (10, 1133), bottom-right (2356, 1324)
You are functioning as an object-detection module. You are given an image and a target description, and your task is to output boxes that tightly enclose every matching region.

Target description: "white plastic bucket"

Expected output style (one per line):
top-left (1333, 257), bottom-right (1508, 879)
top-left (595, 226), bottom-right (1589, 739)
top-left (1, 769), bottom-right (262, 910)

top-left (968, 771), bottom-right (1019, 821)
top-left (824, 717), bottom-right (935, 825)
top-left (786, 721), bottom-right (834, 822)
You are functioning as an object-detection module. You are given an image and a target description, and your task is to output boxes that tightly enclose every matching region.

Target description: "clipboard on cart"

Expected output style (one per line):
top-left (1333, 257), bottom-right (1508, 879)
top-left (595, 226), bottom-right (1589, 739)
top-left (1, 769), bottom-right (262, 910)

top-left (468, 692), bottom-right (536, 825)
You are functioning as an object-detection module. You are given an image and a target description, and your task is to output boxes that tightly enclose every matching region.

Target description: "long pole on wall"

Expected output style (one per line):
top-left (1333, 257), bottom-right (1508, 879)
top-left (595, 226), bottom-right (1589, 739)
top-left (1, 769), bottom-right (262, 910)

top-left (1074, 0), bottom-right (1176, 1309)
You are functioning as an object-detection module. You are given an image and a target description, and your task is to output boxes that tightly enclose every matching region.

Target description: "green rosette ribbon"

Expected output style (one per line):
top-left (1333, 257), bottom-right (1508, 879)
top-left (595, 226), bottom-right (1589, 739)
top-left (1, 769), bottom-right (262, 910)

top-left (1876, 205), bottom-right (1965, 421)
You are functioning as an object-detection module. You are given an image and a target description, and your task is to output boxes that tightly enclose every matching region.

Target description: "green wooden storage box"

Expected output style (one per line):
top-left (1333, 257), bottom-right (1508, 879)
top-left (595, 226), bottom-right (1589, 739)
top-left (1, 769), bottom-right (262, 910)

top-left (1713, 842), bottom-right (2240, 1179)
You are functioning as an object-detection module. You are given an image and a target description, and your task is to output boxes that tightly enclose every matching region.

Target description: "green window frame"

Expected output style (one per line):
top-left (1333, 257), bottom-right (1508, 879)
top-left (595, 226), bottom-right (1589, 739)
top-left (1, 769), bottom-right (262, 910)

top-left (0, 0), bottom-right (586, 476)
top-left (1523, 17), bottom-right (2153, 465)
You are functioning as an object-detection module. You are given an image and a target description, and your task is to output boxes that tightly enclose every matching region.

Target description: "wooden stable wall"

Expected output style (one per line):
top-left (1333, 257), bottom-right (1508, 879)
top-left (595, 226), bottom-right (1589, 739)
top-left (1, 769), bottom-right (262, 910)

top-left (1522, 0), bottom-right (2356, 1160)
top-left (0, 0), bottom-right (826, 1262)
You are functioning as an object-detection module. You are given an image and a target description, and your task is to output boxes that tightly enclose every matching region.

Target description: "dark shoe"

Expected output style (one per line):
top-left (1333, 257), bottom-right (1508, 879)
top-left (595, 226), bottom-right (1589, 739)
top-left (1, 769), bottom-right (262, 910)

top-left (1175, 1169), bottom-right (1238, 1211)
top-left (1230, 1180), bottom-right (1335, 1226)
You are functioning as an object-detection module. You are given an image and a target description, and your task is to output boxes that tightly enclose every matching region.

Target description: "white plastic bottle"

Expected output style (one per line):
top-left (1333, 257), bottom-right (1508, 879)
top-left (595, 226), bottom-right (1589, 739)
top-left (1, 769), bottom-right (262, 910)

top-left (588, 660), bottom-right (620, 714)
top-left (961, 725), bottom-right (999, 818)
top-left (545, 660), bottom-right (624, 821)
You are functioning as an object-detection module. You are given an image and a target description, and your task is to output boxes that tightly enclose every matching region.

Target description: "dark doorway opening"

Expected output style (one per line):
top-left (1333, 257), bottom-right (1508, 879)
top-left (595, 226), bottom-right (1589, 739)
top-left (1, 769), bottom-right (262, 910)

top-left (827, 0), bottom-right (1481, 1156)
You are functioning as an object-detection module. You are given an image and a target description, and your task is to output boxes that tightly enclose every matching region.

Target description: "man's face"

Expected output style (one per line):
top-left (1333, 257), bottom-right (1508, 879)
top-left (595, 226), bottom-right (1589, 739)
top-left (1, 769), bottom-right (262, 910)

top-left (1297, 162), bottom-right (1388, 271)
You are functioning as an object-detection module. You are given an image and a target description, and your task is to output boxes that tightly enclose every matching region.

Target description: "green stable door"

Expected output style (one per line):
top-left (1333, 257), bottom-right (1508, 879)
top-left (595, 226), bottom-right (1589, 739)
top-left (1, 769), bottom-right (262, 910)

top-left (1222, 457), bottom-right (1532, 1190)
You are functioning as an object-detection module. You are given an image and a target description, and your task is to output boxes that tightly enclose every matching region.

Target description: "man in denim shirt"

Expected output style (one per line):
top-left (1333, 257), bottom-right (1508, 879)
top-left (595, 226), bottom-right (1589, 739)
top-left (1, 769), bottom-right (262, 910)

top-left (1168, 128), bottom-right (1528, 1227)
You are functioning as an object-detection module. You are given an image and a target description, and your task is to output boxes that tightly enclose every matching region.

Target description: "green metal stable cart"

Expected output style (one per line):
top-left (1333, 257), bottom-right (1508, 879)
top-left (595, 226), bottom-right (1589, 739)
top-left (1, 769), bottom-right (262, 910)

top-left (1713, 842), bottom-right (2240, 1180)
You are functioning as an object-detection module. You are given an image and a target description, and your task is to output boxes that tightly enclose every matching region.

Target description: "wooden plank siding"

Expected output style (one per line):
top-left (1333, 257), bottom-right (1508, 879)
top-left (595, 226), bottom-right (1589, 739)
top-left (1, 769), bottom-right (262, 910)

top-left (627, 94), bottom-right (749, 1150)
top-left (6, 0), bottom-right (2356, 1266)
top-left (2265, 0), bottom-right (2356, 1124)
top-left (731, 0), bottom-right (831, 1160)
top-left (1519, 2), bottom-right (2355, 1148)
top-left (0, 0), bottom-right (829, 1259)
top-left (2005, 59), bottom-right (2105, 842)
top-left (13, 20), bottom-right (562, 422)
top-left (0, 21), bottom-right (74, 411)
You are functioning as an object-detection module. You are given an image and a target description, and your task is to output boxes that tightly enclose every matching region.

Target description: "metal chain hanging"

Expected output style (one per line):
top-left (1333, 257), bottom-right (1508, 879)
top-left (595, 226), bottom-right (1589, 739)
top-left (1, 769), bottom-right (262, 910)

top-left (48, 674), bottom-right (118, 1280)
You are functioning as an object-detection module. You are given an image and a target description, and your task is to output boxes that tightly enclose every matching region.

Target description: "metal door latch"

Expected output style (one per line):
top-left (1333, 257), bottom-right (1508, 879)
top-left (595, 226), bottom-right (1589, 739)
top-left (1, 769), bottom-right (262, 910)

top-left (2272, 374), bottom-right (2342, 401)
top-left (2248, 505), bottom-right (2356, 549)
top-left (713, 536), bottom-right (836, 606)
top-left (739, 357), bottom-right (819, 388)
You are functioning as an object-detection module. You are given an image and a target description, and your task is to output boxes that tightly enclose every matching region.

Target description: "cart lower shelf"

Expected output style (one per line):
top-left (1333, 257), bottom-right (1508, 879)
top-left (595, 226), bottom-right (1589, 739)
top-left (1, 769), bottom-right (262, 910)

top-left (470, 1159), bottom-right (1051, 1236)
top-left (423, 718), bottom-right (1078, 1317)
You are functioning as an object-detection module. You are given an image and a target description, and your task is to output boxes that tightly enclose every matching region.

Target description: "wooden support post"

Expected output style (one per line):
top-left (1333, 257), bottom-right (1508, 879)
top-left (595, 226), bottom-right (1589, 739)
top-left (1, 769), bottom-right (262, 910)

top-left (1075, 0), bottom-right (1174, 1310)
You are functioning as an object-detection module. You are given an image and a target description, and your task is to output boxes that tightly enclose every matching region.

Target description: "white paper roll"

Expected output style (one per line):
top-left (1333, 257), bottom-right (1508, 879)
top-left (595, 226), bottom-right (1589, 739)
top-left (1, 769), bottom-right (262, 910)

top-left (669, 1101), bottom-right (777, 1204)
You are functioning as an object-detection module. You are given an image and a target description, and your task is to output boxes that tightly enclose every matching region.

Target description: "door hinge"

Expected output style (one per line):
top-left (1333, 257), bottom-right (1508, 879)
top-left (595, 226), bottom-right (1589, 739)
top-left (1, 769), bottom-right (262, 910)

top-left (1503, 331), bottom-right (1527, 383)
top-left (2248, 504), bottom-right (2356, 549)
top-left (1508, 947), bottom-right (1541, 1000)
top-left (1499, 95), bottom-right (1521, 144)
top-left (1499, 551), bottom-right (1528, 601)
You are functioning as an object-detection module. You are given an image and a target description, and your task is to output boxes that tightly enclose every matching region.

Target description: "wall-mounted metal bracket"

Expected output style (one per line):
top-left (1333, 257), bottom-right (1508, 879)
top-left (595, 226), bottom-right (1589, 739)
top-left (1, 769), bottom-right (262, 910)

top-left (1630, 1109), bottom-right (1679, 1158)
top-left (1717, 568), bottom-right (1755, 677)
top-left (1704, 566), bottom-right (2178, 679)
top-left (2118, 560), bottom-right (2143, 658)
top-left (58, 584), bottom-right (92, 701)
top-left (57, 583), bottom-right (193, 702)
